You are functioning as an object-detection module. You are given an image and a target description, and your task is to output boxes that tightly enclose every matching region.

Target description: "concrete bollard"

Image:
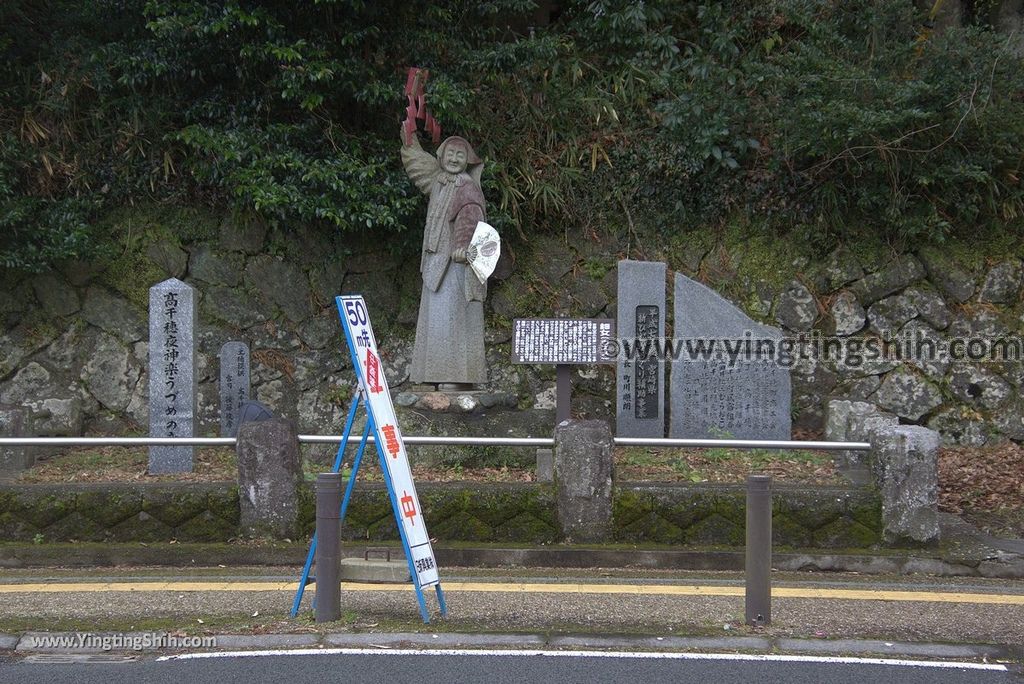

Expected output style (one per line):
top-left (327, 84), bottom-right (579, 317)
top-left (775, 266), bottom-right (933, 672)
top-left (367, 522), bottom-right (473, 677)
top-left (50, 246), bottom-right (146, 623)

top-left (745, 474), bottom-right (772, 626)
top-left (315, 472), bottom-right (342, 623)
top-left (554, 419), bottom-right (614, 543)
top-left (236, 417), bottom-right (302, 538)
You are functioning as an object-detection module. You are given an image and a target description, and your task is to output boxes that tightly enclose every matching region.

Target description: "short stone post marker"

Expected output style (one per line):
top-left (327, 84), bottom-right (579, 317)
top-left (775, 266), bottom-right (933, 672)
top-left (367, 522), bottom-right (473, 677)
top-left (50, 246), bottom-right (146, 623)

top-left (869, 425), bottom-right (940, 545)
top-left (554, 419), bottom-right (614, 543)
top-left (148, 278), bottom-right (197, 474)
top-left (236, 418), bottom-right (302, 538)
top-left (0, 405), bottom-right (33, 476)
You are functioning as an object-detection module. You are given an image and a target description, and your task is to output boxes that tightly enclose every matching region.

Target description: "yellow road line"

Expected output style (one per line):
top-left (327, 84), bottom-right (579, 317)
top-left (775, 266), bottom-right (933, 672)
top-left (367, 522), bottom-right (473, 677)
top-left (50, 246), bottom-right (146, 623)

top-left (0, 580), bottom-right (1022, 605)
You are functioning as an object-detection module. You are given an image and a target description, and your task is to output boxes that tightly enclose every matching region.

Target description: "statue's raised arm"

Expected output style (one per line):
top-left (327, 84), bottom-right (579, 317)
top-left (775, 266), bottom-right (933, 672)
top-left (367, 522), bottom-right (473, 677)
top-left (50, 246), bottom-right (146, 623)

top-left (400, 129), bottom-right (440, 196)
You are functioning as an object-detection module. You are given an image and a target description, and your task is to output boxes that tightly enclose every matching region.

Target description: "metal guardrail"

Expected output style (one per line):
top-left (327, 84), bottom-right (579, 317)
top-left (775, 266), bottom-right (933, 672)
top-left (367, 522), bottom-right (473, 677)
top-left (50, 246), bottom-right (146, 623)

top-left (0, 436), bottom-right (871, 451)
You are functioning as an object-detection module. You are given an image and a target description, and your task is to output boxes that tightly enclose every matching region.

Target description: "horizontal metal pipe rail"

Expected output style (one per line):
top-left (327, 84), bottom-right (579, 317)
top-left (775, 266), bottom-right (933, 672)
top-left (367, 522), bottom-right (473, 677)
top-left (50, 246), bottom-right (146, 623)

top-left (0, 436), bottom-right (872, 451)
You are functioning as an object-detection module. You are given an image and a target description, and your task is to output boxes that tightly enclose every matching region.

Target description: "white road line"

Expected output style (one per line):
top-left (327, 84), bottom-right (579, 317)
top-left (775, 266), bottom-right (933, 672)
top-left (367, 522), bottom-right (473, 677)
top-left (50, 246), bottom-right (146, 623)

top-left (155, 647), bottom-right (1009, 671)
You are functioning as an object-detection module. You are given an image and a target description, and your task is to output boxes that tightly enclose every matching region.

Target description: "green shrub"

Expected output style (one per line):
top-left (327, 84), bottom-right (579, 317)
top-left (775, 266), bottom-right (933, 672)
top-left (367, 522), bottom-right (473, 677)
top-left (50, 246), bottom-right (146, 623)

top-left (1, 0), bottom-right (1021, 273)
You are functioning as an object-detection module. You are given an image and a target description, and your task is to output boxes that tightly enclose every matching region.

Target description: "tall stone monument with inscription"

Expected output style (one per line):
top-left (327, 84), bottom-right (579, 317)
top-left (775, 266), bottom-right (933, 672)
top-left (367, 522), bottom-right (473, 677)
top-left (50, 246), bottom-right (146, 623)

top-left (148, 278), bottom-right (197, 473)
top-left (219, 341), bottom-right (250, 437)
top-left (670, 273), bottom-right (791, 440)
top-left (616, 260), bottom-right (666, 438)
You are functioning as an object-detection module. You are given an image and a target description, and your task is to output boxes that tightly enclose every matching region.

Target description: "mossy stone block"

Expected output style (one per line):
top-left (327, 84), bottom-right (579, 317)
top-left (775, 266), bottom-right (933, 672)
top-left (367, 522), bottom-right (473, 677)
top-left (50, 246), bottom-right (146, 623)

top-left (77, 490), bottom-right (143, 528)
top-left (362, 514), bottom-right (399, 542)
top-left (685, 512), bottom-right (743, 546)
top-left (207, 487), bottom-right (240, 526)
top-left (17, 491), bottom-right (77, 529)
top-left (493, 512), bottom-right (557, 544)
top-left (614, 511), bottom-right (685, 544)
top-left (175, 511), bottom-right (236, 542)
top-left (142, 489), bottom-right (211, 528)
top-left (812, 516), bottom-right (880, 548)
top-left (429, 511), bottom-right (493, 542)
top-left (108, 511), bottom-right (174, 542)
top-left (43, 511), bottom-right (106, 542)
top-left (771, 513), bottom-right (813, 548)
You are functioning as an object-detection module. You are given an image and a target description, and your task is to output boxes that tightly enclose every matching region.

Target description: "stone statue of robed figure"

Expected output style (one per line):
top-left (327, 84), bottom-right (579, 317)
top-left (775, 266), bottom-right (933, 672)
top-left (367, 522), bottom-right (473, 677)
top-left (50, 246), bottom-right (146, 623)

top-left (401, 129), bottom-right (489, 388)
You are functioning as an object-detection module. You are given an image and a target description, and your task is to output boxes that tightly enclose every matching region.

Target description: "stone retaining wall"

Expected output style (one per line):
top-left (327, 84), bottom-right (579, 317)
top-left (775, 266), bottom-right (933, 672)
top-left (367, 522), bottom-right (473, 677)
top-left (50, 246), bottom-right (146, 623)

top-left (1, 210), bottom-right (1021, 470)
top-left (0, 481), bottom-right (882, 549)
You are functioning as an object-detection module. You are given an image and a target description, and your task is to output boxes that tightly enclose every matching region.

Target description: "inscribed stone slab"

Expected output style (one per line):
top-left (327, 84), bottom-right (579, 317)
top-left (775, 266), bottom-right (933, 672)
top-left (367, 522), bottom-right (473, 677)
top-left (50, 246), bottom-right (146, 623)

top-left (670, 272), bottom-right (791, 440)
top-left (616, 260), bottom-right (666, 438)
top-left (219, 341), bottom-right (250, 437)
top-left (148, 278), bottom-right (196, 473)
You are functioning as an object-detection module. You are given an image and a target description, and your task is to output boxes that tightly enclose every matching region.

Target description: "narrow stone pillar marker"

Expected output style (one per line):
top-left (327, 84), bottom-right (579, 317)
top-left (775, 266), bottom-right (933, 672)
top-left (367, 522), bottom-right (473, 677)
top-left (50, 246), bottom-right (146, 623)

top-left (554, 419), bottom-right (614, 543)
top-left (219, 341), bottom-right (251, 437)
top-left (0, 405), bottom-right (33, 476)
top-left (237, 418), bottom-right (302, 538)
top-left (148, 278), bottom-right (197, 474)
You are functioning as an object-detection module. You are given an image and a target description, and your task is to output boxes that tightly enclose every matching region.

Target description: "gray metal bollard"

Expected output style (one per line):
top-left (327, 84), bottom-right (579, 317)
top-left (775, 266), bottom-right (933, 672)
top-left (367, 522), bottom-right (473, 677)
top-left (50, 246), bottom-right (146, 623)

top-left (744, 474), bottom-right (772, 626)
top-left (315, 472), bottom-right (342, 623)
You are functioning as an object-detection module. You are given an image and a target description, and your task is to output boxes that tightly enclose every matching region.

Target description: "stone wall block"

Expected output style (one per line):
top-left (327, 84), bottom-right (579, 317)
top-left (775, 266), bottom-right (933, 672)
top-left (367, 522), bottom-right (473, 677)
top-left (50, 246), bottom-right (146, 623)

top-left (868, 425), bottom-right (940, 546)
top-left (554, 419), bottom-right (614, 543)
top-left (851, 256), bottom-right (925, 305)
top-left (830, 291), bottom-right (866, 336)
top-left (775, 280), bottom-right (817, 331)
top-left (918, 248), bottom-right (977, 303)
top-left (979, 259), bottom-right (1023, 304)
top-left (236, 418), bottom-right (302, 538)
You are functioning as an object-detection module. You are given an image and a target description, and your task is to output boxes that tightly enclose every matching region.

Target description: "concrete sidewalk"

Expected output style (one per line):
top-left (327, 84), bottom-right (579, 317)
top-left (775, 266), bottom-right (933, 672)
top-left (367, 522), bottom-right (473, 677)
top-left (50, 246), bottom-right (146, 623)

top-left (0, 567), bottom-right (1021, 663)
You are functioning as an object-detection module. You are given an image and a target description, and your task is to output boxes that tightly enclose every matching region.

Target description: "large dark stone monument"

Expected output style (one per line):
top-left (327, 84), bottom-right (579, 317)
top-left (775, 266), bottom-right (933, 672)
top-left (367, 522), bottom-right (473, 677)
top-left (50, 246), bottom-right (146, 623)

top-left (148, 278), bottom-right (196, 473)
top-left (670, 272), bottom-right (791, 440)
top-left (616, 260), bottom-right (666, 438)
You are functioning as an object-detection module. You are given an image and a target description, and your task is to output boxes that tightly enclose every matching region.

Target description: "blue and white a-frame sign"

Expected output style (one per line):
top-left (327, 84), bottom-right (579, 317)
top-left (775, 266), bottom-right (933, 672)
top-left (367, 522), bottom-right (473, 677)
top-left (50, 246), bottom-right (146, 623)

top-left (290, 295), bottom-right (446, 623)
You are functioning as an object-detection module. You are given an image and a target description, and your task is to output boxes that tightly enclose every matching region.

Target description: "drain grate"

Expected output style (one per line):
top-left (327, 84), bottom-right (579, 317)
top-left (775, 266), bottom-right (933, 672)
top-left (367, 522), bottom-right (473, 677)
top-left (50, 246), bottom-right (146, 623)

top-left (21, 653), bottom-right (139, 664)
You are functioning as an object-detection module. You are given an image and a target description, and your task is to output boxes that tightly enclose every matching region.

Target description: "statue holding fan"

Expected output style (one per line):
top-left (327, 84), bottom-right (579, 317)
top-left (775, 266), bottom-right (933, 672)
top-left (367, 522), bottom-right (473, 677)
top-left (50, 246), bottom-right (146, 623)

top-left (400, 68), bottom-right (499, 389)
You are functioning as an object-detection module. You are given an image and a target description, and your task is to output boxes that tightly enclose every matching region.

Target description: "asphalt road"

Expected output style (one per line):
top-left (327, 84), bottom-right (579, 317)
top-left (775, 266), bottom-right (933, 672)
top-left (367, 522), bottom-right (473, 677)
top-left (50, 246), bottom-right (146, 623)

top-left (0, 650), bottom-right (1016, 684)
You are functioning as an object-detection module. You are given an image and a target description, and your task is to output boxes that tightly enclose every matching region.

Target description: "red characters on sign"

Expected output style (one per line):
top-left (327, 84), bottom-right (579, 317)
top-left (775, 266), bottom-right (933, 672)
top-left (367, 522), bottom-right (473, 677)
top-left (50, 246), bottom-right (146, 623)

top-left (381, 424), bottom-right (401, 458)
top-left (365, 349), bottom-right (383, 394)
top-left (400, 490), bottom-right (416, 525)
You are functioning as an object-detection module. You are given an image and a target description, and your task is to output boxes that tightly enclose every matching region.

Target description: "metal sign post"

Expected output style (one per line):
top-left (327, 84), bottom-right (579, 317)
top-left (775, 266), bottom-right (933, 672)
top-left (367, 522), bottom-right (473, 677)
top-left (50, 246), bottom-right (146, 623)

top-left (290, 295), bottom-right (446, 623)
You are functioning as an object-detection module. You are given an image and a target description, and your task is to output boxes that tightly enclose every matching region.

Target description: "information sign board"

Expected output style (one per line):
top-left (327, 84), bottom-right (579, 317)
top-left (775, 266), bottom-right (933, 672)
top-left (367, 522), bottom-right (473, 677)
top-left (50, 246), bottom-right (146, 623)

top-left (511, 318), bottom-right (616, 365)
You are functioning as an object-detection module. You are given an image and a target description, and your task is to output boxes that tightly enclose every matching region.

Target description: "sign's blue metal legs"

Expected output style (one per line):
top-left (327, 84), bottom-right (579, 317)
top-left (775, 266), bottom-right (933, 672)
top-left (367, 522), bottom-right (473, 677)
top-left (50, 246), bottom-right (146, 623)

top-left (340, 420), bottom-right (372, 524)
top-left (331, 393), bottom-right (363, 472)
top-left (435, 584), bottom-right (448, 617)
top-left (291, 530), bottom-right (317, 618)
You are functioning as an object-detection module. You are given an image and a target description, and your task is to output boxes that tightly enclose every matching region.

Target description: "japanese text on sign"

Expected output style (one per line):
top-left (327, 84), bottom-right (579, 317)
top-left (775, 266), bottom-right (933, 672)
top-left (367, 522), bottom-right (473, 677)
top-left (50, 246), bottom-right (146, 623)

top-left (511, 318), bottom-right (616, 365)
top-left (162, 292), bottom-right (180, 436)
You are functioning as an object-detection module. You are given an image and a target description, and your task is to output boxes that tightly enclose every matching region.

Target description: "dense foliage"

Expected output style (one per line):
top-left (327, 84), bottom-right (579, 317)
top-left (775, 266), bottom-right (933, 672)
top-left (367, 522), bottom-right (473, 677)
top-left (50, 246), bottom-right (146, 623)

top-left (2, 0), bottom-right (1022, 271)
